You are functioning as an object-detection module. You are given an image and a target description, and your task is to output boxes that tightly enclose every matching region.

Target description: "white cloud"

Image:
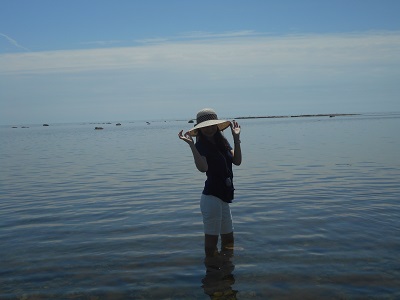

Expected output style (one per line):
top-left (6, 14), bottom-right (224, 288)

top-left (1, 31), bottom-right (399, 77)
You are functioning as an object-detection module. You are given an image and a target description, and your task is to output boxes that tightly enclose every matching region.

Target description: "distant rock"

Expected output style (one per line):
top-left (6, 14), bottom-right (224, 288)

top-left (188, 119), bottom-right (194, 123)
top-left (43, 124), bottom-right (49, 126)
top-left (12, 126), bottom-right (18, 128)
top-left (95, 127), bottom-right (104, 130)
top-left (116, 123), bottom-right (121, 126)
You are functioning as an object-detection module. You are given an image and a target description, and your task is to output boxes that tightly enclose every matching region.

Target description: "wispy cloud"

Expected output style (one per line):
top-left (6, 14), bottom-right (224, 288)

top-left (0, 32), bottom-right (30, 52)
top-left (76, 30), bottom-right (257, 47)
top-left (80, 40), bottom-right (124, 46)
top-left (0, 31), bottom-right (399, 77)
top-left (180, 30), bottom-right (261, 39)
top-left (136, 30), bottom-right (261, 44)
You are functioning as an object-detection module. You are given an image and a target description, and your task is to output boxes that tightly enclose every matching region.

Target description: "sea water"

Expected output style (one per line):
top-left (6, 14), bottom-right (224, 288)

top-left (1, 113), bottom-right (399, 299)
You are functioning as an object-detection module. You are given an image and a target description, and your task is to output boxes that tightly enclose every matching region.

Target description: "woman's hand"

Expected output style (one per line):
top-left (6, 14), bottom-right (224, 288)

top-left (178, 130), bottom-right (194, 145)
top-left (230, 120), bottom-right (241, 139)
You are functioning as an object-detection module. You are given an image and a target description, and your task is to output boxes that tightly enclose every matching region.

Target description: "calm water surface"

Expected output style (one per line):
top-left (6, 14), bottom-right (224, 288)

top-left (1, 113), bottom-right (400, 299)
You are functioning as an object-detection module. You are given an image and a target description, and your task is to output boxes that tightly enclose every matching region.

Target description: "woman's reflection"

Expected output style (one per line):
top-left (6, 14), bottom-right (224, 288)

top-left (201, 249), bottom-right (238, 299)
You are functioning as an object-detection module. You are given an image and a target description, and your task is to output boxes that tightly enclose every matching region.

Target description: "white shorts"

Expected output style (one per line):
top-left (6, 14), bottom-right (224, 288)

top-left (200, 194), bottom-right (233, 235)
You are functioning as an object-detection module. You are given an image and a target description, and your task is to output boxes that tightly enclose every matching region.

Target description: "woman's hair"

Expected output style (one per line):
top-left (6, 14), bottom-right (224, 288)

top-left (197, 128), bottom-right (230, 152)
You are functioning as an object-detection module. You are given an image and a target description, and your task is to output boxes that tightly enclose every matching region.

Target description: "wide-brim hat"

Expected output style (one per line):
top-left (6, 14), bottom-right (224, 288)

top-left (188, 108), bottom-right (231, 137)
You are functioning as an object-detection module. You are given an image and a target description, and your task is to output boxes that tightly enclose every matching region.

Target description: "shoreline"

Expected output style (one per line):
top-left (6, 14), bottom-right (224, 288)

top-left (234, 113), bottom-right (360, 120)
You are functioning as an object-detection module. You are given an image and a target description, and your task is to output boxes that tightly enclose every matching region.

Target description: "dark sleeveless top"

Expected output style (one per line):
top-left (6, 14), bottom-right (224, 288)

top-left (196, 139), bottom-right (235, 203)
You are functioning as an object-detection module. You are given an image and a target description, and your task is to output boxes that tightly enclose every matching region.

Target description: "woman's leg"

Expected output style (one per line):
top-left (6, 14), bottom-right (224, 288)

top-left (201, 194), bottom-right (223, 257)
top-left (204, 234), bottom-right (219, 257)
top-left (220, 202), bottom-right (234, 254)
top-left (221, 232), bottom-right (234, 253)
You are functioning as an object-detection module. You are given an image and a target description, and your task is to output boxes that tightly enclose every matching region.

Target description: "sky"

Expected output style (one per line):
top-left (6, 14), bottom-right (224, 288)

top-left (1, 0), bottom-right (400, 125)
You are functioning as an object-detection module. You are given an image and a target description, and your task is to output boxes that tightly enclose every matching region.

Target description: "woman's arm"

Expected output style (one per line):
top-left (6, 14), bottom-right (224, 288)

top-left (188, 143), bottom-right (208, 172)
top-left (230, 121), bottom-right (242, 166)
top-left (178, 130), bottom-right (208, 172)
top-left (232, 140), bottom-right (242, 166)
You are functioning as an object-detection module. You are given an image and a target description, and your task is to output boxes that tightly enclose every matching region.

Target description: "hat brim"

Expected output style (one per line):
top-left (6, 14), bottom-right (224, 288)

top-left (188, 120), bottom-right (231, 136)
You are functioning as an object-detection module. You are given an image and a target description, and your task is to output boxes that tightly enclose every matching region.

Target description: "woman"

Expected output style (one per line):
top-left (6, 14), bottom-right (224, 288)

top-left (178, 108), bottom-right (242, 258)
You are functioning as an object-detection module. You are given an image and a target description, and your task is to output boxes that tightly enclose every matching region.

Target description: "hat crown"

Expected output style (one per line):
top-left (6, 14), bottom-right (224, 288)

top-left (196, 108), bottom-right (218, 124)
top-left (188, 108), bottom-right (230, 137)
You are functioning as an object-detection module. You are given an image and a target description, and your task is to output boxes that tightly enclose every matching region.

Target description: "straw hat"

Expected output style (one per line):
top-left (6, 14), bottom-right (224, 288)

top-left (188, 108), bottom-right (231, 136)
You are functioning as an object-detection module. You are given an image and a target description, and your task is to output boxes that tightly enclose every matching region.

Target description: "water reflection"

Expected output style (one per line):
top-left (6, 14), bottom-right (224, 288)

top-left (202, 250), bottom-right (238, 299)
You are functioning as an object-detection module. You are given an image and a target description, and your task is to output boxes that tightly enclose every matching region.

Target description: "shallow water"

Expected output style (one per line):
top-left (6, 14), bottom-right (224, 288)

top-left (1, 113), bottom-right (400, 299)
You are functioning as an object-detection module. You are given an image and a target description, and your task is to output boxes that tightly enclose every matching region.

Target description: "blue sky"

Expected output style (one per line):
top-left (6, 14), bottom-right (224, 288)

top-left (1, 0), bottom-right (400, 125)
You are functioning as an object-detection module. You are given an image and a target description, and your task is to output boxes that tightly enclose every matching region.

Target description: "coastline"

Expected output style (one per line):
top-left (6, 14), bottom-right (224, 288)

top-left (234, 113), bottom-right (360, 120)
